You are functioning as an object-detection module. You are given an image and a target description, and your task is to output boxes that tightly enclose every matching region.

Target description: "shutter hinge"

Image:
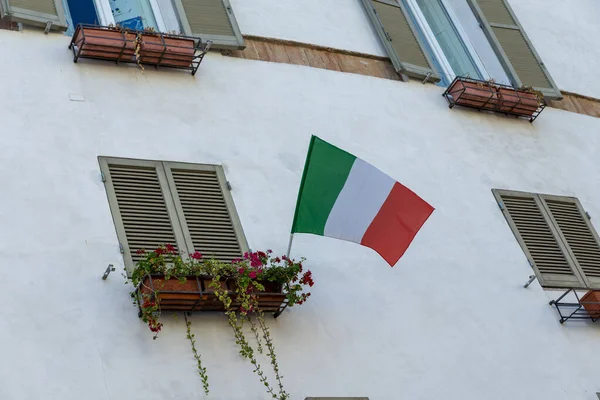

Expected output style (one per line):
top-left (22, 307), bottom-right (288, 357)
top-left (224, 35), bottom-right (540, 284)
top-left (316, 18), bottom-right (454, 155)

top-left (226, 5), bottom-right (232, 13)
top-left (119, 243), bottom-right (124, 254)
top-left (226, 181), bottom-right (232, 190)
top-left (498, 201), bottom-right (504, 211)
top-left (44, 21), bottom-right (52, 34)
top-left (384, 31), bottom-right (392, 42)
top-left (101, 172), bottom-right (106, 182)
top-left (586, 211), bottom-right (591, 220)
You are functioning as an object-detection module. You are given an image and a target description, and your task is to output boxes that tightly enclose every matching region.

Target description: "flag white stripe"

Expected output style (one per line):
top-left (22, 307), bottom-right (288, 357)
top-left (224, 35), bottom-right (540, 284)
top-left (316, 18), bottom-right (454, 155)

top-left (324, 158), bottom-right (395, 243)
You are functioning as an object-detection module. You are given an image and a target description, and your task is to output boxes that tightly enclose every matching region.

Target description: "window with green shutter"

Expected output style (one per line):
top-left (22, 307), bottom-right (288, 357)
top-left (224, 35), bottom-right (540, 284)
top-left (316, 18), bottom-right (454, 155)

top-left (466, 0), bottom-right (561, 99)
top-left (99, 157), bottom-right (248, 273)
top-left (171, 0), bottom-right (245, 50)
top-left (0, 0), bottom-right (67, 30)
top-left (493, 189), bottom-right (600, 289)
top-left (360, 0), bottom-right (439, 81)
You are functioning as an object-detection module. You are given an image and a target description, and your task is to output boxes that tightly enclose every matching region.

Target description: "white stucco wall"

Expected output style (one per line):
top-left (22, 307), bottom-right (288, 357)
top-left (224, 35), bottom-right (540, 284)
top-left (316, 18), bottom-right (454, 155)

top-left (230, 0), bottom-right (600, 98)
top-left (2, 27), bottom-right (600, 400)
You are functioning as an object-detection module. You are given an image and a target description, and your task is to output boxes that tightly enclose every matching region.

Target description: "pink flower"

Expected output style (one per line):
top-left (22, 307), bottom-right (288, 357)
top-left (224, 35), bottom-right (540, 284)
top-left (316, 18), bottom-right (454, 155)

top-left (190, 251), bottom-right (202, 260)
top-left (238, 267), bottom-right (245, 274)
top-left (249, 271), bottom-right (257, 279)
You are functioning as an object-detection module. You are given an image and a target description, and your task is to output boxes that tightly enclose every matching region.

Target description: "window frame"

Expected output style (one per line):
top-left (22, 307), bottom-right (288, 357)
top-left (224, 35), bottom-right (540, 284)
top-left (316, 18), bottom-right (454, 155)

top-left (403, 0), bottom-right (489, 83)
top-left (99, 156), bottom-right (249, 274)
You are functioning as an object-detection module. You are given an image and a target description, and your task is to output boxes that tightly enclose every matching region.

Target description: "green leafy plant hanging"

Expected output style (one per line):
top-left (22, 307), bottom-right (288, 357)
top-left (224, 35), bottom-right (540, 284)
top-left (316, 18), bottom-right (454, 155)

top-left (128, 245), bottom-right (313, 398)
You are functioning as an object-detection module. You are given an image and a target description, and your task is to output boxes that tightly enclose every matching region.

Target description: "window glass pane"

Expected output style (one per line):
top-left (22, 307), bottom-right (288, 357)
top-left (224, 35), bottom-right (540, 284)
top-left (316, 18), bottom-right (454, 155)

top-left (111, 0), bottom-right (158, 30)
top-left (64, 0), bottom-right (99, 32)
top-left (415, 0), bottom-right (481, 79)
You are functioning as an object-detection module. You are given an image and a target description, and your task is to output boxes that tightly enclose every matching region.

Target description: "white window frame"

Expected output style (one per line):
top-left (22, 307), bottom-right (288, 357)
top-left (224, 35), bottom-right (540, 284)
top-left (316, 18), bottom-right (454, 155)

top-left (91, 0), bottom-right (173, 33)
top-left (404, 0), bottom-right (489, 83)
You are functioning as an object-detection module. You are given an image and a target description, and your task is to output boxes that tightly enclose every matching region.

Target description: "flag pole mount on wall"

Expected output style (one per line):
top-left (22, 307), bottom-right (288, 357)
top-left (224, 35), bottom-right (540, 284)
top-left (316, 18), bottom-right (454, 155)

top-left (286, 233), bottom-right (294, 259)
top-left (289, 135), bottom-right (434, 266)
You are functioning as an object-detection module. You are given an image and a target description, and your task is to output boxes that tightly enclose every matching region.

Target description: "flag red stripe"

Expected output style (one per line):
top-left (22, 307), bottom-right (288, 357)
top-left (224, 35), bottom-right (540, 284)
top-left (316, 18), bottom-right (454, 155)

top-left (360, 182), bottom-right (434, 266)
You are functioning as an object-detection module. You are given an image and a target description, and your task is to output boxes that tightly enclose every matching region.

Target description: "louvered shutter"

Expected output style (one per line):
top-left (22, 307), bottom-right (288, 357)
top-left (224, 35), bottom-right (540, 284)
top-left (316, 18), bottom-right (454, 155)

top-left (493, 190), bottom-right (587, 288)
top-left (164, 162), bottom-right (248, 263)
top-left (99, 158), bottom-right (189, 272)
top-left (466, 0), bottom-right (561, 99)
top-left (360, 0), bottom-right (439, 81)
top-left (0, 0), bottom-right (67, 30)
top-left (171, 0), bottom-right (245, 50)
top-left (541, 195), bottom-right (600, 289)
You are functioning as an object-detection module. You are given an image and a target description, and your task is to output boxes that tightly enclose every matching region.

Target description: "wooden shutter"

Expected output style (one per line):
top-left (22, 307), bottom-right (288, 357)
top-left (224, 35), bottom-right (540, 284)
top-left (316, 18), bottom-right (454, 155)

top-left (466, 0), bottom-right (561, 99)
top-left (493, 190), bottom-right (587, 288)
top-left (164, 162), bottom-right (248, 263)
top-left (541, 195), bottom-right (600, 289)
top-left (99, 158), bottom-right (188, 272)
top-left (360, 0), bottom-right (439, 81)
top-left (0, 0), bottom-right (67, 30)
top-left (171, 0), bottom-right (245, 50)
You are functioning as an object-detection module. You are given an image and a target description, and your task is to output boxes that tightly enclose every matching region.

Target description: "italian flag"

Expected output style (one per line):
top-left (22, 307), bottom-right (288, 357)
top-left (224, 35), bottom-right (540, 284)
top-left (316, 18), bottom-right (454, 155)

top-left (291, 136), bottom-right (434, 266)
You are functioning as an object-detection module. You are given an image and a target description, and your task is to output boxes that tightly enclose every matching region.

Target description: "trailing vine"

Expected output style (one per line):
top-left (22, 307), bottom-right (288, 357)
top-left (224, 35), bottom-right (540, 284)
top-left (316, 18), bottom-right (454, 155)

top-left (128, 245), bottom-right (313, 399)
top-left (185, 314), bottom-right (209, 395)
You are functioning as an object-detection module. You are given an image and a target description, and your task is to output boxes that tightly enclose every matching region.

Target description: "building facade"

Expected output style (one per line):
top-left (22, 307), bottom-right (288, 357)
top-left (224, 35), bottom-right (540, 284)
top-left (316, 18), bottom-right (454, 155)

top-left (1, 0), bottom-right (600, 399)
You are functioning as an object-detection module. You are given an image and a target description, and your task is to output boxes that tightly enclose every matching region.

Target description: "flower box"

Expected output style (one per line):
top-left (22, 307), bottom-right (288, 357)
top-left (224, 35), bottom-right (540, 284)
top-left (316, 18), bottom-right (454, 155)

top-left (69, 24), bottom-right (209, 75)
top-left (137, 275), bottom-right (287, 314)
top-left (70, 24), bottom-right (136, 62)
top-left (497, 88), bottom-right (541, 117)
top-left (446, 79), bottom-right (498, 111)
top-left (443, 76), bottom-right (546, 122)
top-left (580, 290), bottom-right (600, 319)
top-left (139, 33), bottom-right (196, 68)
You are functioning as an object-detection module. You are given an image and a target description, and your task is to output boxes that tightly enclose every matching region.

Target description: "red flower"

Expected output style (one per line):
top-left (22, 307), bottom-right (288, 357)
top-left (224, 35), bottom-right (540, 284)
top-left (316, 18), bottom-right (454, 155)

top-left (136, 249), bottom-right (146, 255)
top-left (238, 267), bottom-right (245, 274)
top-left (249, 271), bottom-right (257, 279)
top-left (165, 244), bottom-right (176, 253)
top-left (155, 247), bottom-right (165, 255)
top-left (274, 257), bottom-right (281, 263)
top-left (190, 251), bottom-right (202, 260)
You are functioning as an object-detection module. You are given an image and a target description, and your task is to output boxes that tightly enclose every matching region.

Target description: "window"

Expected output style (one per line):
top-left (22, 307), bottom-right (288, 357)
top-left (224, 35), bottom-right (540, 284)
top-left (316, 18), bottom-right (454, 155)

top-left (1, 0), bottom-right (245, 49)
top-left (99, 157), bottom-right (249, 273)
top-left (361, 0), bottom-right (561, 99)
top-left (405, 0), bottom-right (487, 84)
top-left (493, 189), bottom-right (600, 289)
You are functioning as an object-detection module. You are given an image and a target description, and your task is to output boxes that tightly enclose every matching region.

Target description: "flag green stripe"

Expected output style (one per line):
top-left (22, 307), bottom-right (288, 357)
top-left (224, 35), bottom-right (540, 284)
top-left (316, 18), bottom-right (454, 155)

top-left (291, 136), bottom-right (356, 235)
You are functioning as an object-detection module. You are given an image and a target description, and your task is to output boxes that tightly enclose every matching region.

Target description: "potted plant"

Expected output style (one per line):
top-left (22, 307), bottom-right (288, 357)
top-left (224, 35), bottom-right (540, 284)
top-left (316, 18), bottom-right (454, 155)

top-left (137, 28), bottom-right (197, 68)
top-left (446, 77), bottom-right (498, 111)
top-left (128, 245), bottom-right (313, 399)
top-left (70, 24), bottom-right (136, 62)
top-left (580, 290), bottom-right (600, 319)
top-left (497, 86), bottom-right (543, 117)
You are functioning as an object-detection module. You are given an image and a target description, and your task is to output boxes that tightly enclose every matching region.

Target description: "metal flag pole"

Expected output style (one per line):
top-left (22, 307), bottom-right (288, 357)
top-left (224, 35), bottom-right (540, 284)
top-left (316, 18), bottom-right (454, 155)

top-left (286, 233), bottom-right (294, 259)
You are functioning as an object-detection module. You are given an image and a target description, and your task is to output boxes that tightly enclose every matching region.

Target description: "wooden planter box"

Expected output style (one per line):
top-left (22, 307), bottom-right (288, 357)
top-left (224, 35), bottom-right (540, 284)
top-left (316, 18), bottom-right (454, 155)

top-left (446, 79), bottom-right (498, 111)
top-left (497, 88), bottom-right (541, 117)
top-left (139, 33), bottom-right (196, 68)
top-left (70, 25), bottom-right (136, 62)
top-left (580, 291), bottom-right (600, 319)
top-left (137, 275), bottom-right (287, 314)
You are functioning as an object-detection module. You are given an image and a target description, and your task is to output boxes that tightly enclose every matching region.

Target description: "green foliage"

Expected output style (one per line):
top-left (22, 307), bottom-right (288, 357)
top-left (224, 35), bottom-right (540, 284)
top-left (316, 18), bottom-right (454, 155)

top-left (127, 245), bottom-right (313, 399)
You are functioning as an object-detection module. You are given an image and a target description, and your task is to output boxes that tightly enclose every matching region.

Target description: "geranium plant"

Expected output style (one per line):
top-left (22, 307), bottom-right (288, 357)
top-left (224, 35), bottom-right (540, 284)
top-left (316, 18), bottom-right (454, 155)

top-left (127, 245), bottom-right (313, 399)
